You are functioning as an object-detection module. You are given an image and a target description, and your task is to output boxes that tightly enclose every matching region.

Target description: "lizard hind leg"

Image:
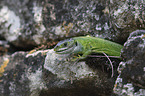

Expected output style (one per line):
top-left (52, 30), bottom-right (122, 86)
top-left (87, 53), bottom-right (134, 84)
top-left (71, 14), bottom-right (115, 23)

top-left (102, 52), bottom-right (114, 78)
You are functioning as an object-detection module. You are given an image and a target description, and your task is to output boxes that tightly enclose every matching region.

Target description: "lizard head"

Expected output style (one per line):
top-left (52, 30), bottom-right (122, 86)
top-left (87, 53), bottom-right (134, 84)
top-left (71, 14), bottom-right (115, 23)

top-left (54, 38), bottom-right (77, 54)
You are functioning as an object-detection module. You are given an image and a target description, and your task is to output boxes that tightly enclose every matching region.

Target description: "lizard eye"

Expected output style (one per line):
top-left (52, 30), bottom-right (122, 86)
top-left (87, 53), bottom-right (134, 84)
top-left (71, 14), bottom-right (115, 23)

top-left (63, 42), bottom-right (68, 46)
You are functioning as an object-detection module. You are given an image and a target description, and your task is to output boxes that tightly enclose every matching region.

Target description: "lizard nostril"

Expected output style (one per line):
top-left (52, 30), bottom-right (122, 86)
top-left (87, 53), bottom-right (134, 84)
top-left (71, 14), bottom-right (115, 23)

top-left (75, 42), bottom-right (78, 46)
top-left (64, 42), bottom-right (67, 46)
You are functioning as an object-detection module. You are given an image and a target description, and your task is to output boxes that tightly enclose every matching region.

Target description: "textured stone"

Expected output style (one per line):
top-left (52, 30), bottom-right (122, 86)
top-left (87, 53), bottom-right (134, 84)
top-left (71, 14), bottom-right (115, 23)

top-left (0, 50), bottom-right (47, 96)
top-left (0, 0), bottom-right (46, 48)
top-left (114, 30), bottom-right (145, 95)
top-left (42, 49), bottom-right (120, 96)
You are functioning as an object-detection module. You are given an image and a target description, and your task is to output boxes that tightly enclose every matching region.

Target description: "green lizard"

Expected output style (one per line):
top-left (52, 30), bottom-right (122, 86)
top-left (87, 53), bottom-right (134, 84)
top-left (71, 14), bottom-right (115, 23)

top-left (54, 35), bottom-right (123, 77)
top-left (54, 35), bottom-right (123, 59)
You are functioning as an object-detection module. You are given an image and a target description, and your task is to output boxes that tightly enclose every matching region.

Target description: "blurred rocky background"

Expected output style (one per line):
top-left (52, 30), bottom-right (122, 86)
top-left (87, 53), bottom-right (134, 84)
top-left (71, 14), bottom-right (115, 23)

top-left (0, 0), bottom-right (145, 96)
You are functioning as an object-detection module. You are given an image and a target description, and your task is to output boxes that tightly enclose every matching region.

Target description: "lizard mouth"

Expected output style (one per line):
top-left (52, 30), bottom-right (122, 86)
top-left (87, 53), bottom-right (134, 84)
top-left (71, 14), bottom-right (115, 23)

top-left (55, 45), bottom-right (75, 54)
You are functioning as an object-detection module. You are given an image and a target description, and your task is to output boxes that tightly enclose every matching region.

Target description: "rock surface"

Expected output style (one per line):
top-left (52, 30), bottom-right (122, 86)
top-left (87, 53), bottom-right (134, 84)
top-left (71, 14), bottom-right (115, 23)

top-left (42, 49), bottom-right (119, 96)
top-left (0, 0), bottom-right (46, 48)
top-left (0, 0), bottom-right (145, 96)
top-left (0, 49), bottom-right (120, 96)
top-left (0, 50), bottom-right (47, 96)
top-left (114, 30), bottom-right (145, 96)
top-left (1, 0), bottom-right (145, 48)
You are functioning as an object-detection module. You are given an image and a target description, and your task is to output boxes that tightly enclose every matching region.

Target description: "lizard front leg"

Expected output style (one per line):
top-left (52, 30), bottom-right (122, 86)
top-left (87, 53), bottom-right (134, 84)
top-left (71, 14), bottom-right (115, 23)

top-left (72, 49), bottom-right (92, 61)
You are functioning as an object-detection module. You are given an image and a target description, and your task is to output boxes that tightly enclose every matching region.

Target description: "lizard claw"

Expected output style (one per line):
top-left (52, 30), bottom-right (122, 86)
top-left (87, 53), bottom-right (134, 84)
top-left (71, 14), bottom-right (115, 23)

top-left (72, 54), bottom-right (82, 61)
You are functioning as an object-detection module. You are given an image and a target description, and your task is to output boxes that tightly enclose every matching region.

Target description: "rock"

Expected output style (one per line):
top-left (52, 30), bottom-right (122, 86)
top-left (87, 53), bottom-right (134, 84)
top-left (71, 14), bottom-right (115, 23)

top-left (114, 30), bottom-right (145, 95)
top-left (0, 50), bottom-right (47, 96)
top-left (42, 0), bottom-right (145, 43)
top-left (42, 0), bottom-right (115, 41)
top-left (42, 49), bottom-right (120, 96)
top-left (109, 0), bottom-right (145, 43)
top-left (0, 0), bottom-right (144, 48)
top-left (0, 49), bottom-right (121, 96)
top-left (1, 0), bottom-right (145, 95)
top-left (1, 0), bottom-right (136, 49)
top-left (0, 0), bottom-right (46, 48)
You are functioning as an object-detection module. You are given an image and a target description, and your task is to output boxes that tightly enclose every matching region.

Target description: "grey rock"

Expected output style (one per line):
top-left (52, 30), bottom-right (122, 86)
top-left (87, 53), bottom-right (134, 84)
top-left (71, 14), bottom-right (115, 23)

top-left (0, 0), bottom-right (132, 49)
top-left (109, 0), bottom-right (145, 42)
top-left (0, 49), bottom-right (120, 96)
top-left (0, 0), bottom-right (144, 48)
top-left (0, 50), bottom-right (47, 96)
top-left (114, 30), bottom-right (145, 95)
top-left (42, 0), bottom-right (115, 41)
top-left (0, 0), bottom-right (46, 48)
top-left (42, 0), bottom-right (145, 43)
top-left (42, 49), bottom-right (120, 96)
top-left (1, 0), bottom-right (145, 95)
top-left (44, 49), bottom-right (98, 85)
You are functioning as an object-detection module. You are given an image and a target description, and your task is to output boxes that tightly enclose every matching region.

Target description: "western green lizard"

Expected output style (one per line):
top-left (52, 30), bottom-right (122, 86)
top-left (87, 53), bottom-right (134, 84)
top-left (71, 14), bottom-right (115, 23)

top-left (54, 35), bottom-right (123, 59)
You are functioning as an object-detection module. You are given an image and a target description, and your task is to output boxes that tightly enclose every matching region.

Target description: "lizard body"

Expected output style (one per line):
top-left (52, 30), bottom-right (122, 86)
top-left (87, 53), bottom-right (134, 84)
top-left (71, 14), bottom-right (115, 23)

top-left (54, 36), bottom-right (123, 60)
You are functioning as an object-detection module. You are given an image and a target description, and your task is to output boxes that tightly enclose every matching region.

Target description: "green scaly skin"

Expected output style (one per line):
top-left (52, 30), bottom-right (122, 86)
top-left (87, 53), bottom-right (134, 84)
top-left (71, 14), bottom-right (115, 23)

top-left (54, 36), bottom-right (123, 60)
